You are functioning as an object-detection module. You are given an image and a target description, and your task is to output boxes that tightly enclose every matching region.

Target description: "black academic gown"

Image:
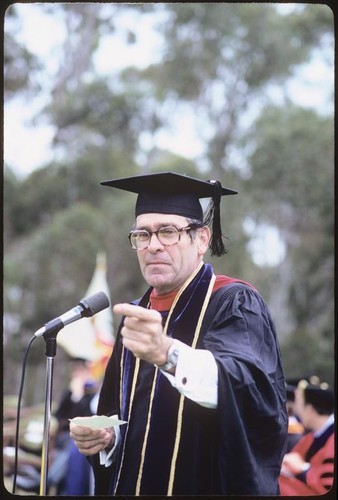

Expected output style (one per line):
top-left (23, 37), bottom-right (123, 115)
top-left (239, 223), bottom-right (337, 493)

top-left (91, 265), bottom-right (288, 495)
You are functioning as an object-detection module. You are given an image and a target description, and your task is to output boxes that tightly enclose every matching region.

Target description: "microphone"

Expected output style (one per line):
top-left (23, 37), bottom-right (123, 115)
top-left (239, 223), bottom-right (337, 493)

top-left (34, 291), bottom-right (110, 337)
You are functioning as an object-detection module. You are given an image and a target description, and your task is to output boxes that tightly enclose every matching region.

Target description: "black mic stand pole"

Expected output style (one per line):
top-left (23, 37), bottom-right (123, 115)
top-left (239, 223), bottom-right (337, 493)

top-left (39, 328), bottom-right (60, 496)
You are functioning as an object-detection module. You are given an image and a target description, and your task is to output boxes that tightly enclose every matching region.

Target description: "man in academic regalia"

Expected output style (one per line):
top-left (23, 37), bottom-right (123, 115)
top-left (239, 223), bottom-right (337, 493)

top-left (70, 171), bottom-right (288, 495)
top-left (279, 378), bottom-right (334, 496)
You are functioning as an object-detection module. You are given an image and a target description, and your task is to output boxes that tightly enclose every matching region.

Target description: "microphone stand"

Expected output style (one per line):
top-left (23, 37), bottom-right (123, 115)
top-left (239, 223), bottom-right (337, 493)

top-left (39, 329), bottom-right (60, 496)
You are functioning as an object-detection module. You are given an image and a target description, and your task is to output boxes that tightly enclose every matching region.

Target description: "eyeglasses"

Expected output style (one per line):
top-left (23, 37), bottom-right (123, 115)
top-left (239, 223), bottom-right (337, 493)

top-left (128, 225), bottom-right (193, 250)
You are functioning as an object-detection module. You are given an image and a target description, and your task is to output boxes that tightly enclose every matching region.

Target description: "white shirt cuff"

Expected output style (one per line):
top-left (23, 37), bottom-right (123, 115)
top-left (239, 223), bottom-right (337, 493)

top-left (160, 339), bottom-right (218, 408)
top-left (99, 421), bottom-right (121, 467)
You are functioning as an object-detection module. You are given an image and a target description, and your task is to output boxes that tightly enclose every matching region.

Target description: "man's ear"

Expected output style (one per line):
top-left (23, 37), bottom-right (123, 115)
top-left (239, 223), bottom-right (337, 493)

top-left (197, 226), bottom-right (211, 255)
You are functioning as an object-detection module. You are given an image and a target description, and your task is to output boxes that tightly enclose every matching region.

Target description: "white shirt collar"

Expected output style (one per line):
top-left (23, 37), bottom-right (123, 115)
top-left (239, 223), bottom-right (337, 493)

top-left (313, 413), bottom-right (334, 437)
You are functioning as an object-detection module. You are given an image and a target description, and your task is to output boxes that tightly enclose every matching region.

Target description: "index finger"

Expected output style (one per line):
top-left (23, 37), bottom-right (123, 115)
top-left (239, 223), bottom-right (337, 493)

top-left (113, 303), bottom-right (161, 321)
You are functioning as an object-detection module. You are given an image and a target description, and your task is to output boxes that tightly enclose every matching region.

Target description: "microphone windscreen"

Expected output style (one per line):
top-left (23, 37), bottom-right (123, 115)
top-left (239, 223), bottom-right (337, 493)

top-left (79, 291), bottom-right (110, 317)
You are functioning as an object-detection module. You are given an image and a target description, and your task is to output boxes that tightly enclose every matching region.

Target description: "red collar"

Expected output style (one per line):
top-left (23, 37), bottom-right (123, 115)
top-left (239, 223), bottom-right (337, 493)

top-left (150, 275), bottom-right (253, 311)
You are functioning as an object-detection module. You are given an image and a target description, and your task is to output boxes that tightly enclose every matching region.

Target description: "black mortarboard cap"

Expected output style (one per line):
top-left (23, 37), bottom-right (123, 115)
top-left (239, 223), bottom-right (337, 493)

top-left (101, 171), bottom-right (237, 256)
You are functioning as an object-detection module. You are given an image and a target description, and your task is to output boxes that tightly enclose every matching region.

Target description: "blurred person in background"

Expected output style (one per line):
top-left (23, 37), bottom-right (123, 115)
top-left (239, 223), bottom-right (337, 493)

top-left (52, 357), bottom-right (99, 495)
top-left (279, 377), bottom-right (334, 495)
top-left (285, 379), bottom-right (305, 452)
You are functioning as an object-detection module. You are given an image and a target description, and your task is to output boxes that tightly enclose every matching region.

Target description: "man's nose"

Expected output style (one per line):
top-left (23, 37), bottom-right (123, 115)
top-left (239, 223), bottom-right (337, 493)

top-left (147, 232), bottom-right (164, 251)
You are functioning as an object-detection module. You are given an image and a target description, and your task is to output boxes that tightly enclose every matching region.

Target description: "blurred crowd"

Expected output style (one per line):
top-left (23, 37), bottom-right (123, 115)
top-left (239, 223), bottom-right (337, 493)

top-left (4, 356), bottom-right (100, 495)
top-left (3, 368), bottom-right (334, 496)
top-left (280, 375), bottom-right (334, 495)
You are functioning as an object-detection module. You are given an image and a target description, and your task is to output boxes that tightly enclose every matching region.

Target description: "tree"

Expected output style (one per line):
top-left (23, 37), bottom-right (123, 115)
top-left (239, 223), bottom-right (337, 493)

top-left (244, 103), bottom-right (334, 383)
top-left (3, 5), bottom-right (41, 100)
top-left (131, 3), bottom-right (333, 177)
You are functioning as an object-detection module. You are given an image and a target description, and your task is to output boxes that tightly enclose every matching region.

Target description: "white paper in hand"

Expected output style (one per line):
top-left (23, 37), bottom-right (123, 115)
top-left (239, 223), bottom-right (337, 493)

top-left (70, 415), bottom-right (127, 429)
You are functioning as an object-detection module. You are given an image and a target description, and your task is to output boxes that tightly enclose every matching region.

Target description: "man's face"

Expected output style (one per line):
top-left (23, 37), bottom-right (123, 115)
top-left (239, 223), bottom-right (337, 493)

top-left (134, 213), bottom-right (210, 294)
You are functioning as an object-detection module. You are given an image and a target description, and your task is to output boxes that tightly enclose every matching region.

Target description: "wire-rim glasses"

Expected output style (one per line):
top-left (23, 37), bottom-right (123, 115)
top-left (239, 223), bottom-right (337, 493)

top-left (128, 225), bottom-right (193, 250)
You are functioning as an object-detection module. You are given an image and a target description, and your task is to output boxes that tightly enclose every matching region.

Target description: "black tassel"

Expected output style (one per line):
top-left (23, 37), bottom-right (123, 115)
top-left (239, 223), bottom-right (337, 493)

top-left (209, 180), bottom-right (228, 257)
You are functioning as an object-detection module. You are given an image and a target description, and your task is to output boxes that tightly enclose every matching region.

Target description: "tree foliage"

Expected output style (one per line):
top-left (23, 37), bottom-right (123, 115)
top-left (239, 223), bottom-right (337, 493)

top-left (133, 3), bottom-right (333, 176)
top-left (244, 104), bottom-right (334, 379)
top-left (3, 6), bottom-right (41, 99)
